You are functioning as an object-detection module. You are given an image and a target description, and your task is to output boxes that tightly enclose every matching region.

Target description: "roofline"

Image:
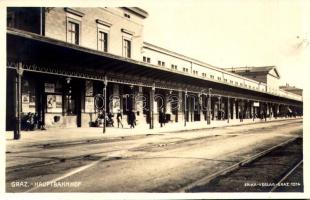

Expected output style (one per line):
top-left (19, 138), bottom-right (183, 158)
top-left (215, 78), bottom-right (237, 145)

top-left (222, 66), bottom-right (281, 79)
top-left (223, 66), bottom-right (276, 70)
top-left (122, 7), bottom-right (148, 18)
top-left (143, 42), bottom-right (264, 84)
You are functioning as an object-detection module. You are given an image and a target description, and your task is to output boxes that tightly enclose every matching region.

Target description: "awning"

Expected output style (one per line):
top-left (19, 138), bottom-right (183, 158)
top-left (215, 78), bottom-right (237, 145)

top-left (6, 28), bottom-right (303, 106)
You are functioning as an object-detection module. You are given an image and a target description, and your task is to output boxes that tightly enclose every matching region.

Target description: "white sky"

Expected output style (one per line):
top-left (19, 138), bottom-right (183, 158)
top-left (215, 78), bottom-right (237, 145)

top-left (142, 0), bottom-right (310, 89)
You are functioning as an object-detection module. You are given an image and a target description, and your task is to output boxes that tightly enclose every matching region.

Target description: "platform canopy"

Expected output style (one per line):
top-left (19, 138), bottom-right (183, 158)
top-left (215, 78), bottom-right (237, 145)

top-left (6, 28), bottom-right (302, 106)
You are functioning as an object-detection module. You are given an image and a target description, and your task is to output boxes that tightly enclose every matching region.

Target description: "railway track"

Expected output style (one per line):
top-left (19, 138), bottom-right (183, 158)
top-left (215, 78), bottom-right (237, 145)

top-left (180, 136), bottom-right (302, 192)
top-left (270, 160), bottom-right (303, 192)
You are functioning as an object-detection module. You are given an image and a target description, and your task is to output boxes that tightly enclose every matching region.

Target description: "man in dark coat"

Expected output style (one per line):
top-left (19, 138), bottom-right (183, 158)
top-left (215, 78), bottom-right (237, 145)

top-left (128, 110), bottom-right (136, 128)
top-left (159, 108), bottom-right (166, 127)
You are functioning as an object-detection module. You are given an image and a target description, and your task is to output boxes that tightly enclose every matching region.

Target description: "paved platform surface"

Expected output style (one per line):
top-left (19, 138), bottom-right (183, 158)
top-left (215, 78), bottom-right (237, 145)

top-left (6, 117), bottom-right (301, 146)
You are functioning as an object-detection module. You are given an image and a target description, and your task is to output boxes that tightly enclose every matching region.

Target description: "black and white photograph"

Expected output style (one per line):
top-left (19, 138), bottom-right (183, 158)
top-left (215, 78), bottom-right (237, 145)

top-left (1, 0), bottom-right (310, 199)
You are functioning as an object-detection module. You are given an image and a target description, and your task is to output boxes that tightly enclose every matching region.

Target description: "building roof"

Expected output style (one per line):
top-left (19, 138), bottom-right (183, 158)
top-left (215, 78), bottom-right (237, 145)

top-left (223, 66), bottom-right (281, 79)
top-left (279, 84), bottom-right (302, 91)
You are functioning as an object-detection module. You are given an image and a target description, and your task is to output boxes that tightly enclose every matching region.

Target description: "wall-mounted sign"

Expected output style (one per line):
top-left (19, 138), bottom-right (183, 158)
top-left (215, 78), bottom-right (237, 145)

top-left (85, 96), bottom-right (94, 113)
top-left (253, 102), bottom-right (260, 107)
top-left (85, 81), bottom-right (93, 96)
top-left (47, 94), bottom-right (62, 112)
top-left (22, 93), bottom-right (30, 113)
top-left (29, 95), bottom-right (36, 108)
top-left (45, 83), bottom-right (55, 93)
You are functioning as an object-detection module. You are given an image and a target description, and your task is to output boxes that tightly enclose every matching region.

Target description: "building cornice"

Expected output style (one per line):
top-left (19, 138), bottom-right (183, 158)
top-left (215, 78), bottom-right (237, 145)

top-left (64, 7), bottom-right (85, 17)
top-left (122, 7), bottom-right (148, 18)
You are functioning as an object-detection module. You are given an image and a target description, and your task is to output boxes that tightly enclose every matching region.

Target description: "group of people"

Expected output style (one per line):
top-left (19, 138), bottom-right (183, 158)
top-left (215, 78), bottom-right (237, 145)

top-left (95, 109), bottom-right (137, 129)
top-left (21, 112), bottom-right (45, 131)
top-left (96, 109), bottom-right (170, 129)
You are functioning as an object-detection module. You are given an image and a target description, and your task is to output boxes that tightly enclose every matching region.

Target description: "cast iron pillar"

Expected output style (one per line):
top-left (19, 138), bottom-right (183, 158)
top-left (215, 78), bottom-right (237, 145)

top-left (14, 62), bottom-right (23, 140)
top-left (227, 96), bottom-right (230, 123)
top-left (184, 89), bottom-right (187, 127)
top-left (102, 76), bottom-right (107, 133)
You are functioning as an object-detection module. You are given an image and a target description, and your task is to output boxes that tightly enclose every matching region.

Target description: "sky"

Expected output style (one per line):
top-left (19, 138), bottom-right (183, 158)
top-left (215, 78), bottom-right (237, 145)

top-left (141, 0), bottom-right (310, 89)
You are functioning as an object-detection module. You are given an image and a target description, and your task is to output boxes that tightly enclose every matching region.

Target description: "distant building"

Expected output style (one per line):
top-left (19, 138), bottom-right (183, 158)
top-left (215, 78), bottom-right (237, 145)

top-left (280, 84), bottom-right (303, 96)
top-left (223, 66), bottom-right (280, 94)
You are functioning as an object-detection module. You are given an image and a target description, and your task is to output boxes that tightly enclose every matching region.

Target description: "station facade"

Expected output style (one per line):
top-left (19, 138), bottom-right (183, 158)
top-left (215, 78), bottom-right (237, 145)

top-left (6, 7), bottom-right (303, 134)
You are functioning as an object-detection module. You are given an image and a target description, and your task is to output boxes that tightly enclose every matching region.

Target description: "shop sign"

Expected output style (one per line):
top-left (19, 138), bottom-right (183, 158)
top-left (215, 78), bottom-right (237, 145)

top-left (45, 83), bottom-right (55, 93)
top-left (253, 102), bottom-right (260, 107)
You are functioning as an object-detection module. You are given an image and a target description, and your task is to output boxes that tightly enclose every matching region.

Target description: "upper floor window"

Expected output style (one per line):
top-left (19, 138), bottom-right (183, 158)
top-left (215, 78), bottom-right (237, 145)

top-left (67, 20), bottom-right (80, 45)
top-left (193, 70), bottom-right (198, 75)
top-left (124, 13), bottom-right (131, 19)
top-left (183, 67), bottom-right (189, 73)
top-left (158, 60), bottom-right (165, 67)
top-left (217, 77), bottom-right (221, 81)
top-left (143, 56), bottom-right (151, 63)
top-left (98, 31), bottom-right (108, 52)
top-left (171, 64), bottom-right (177, 70)
top-left (210, 75), bottom-right (214, 79)
top-left (235, 81), bottom-right (238, 85)
top-left (230, 80), bottom-right (233, 84)
top-left (202, 73), bottom-right (206, 77)
top-left (7, 11), bottom-right (15, 28)
top-left (224, 79), bottom-right (227, 82)
top-left (123, 39), bottom-right (131, 58)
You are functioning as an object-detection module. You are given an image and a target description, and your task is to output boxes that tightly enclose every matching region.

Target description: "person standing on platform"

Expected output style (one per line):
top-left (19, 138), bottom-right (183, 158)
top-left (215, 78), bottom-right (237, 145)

top-left (159, 108), bottom-right (166, 127)
top-left (128, 110), bottom-right (136, 128)
top-left (116, 109), bottom-right (123, 128)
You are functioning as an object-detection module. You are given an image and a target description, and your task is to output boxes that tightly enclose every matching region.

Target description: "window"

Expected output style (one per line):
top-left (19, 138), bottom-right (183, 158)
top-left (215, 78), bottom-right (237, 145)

top-left (124, 13), bottom-right (131, 19)
top-left (230, 80), bottom-right (233, 84)
top-left (158, 60), bottom-right (165, 67)
top-left (217, 77), bottom-right (221, 81)
top-left (202, 73), bottom-right (206, 77)
top-left (193, 70), bottom-right (198, 75)
top-left (210, 75), bottom-right (214, 79)
top-left (183, 67), bottom-right (189, 73)
top-left (98, 31), bottom-right (108, 52)
top-left (143, 56), bottom-right (151, 63)
top-left (123, 39), bottom-right (131, 58)
top-left (171, 64), bottom-right (177, 70)
top-left (7, 11), bottom-right (15, 28)
top-left (224, 79), bottom-right (227, 82)
top-left (235, 81), bottom-right (238, 85)
top-left (67, 20), bottom-right (80, 45)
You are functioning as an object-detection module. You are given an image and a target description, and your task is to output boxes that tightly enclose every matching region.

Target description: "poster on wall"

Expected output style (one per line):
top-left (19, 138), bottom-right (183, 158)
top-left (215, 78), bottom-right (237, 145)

top-left (56, 95), bottom-right (62, 109)
top-left (85, 96), bottom-right (94, 113)
top-left (47, 95), bottom-right (62, 113)
top-left (85, 81), bottom-right (93, 96)
top-left (45, 83), bottom-right (55, 93)
top-left (22, 93), bottom-right (30, 113)
top-left (28, 95), bottom-right (36, 113)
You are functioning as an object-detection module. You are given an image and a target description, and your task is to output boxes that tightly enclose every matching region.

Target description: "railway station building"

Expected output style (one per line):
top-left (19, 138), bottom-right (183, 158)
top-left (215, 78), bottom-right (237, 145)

top-left (6, 7), bottom-right (303, 136)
